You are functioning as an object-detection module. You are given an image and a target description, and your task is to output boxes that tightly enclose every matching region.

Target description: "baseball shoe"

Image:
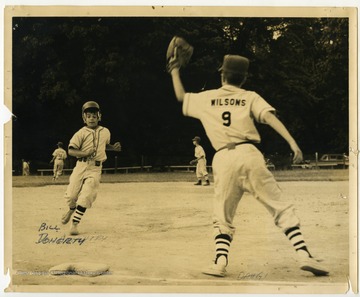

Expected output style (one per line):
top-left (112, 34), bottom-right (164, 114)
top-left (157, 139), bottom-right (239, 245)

top-left (203, 180), bottom-right (210, 186)
top-left (202, 262), bottom-right (226, 277)
top-left (194, 181), bottom-right (202, 186)
top-left (296, 250), bottom-right (329, 276)
top-left (70, 222), bottom-right (79, 236)
top-left (61, 209), bottom-right (75, 224)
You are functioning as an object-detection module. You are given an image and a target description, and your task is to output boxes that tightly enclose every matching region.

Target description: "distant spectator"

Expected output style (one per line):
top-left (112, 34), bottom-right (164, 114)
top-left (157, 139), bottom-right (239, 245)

top-left (22, 159), bottom-right (30, 176)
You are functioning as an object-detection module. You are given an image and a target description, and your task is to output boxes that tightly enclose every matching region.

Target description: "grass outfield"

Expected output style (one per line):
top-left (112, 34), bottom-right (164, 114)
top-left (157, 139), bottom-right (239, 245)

top-left (11, 169), bottom-right (349, 187)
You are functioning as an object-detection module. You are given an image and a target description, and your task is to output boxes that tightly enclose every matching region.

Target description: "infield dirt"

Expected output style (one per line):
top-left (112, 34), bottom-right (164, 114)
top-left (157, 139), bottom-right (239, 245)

top-left (8, 176), bottom-right (350, 293)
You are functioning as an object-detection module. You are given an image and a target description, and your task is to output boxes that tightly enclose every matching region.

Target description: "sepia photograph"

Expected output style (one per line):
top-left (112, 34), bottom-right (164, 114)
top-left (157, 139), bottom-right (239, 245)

top-left (2, 4), bottom-right (357, 294)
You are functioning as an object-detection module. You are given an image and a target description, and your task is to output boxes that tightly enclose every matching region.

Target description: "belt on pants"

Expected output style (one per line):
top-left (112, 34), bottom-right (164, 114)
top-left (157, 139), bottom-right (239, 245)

top-left (216, 141), bottom-right (256, 152)
top-left (77, 158), bottom-right (101, 167)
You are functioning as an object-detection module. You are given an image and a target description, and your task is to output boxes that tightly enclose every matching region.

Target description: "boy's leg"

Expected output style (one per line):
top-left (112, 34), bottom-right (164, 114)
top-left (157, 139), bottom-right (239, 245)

top-left (54, 164), bottom-right (60, 179)
top-left (70, 170), bottom-right (101, 235)
top-left (62, 165), bottom-right (85, 224)
top-left (70, 205), bottom-right (86, 236)
top-left (201, 160), bottom-right (210, 186)
top-left (247, 157), bottom-right (329, 276)
top-left (53, 163), bottom-right (57, 180)
top-left (57, 162), bottom-right (64, 178)
top-left (194, 163), bottom-right (202, 185)
top-left (203, 174), bottom-right (210, 186)
top-left (202, 151), bottom-right (244, 277)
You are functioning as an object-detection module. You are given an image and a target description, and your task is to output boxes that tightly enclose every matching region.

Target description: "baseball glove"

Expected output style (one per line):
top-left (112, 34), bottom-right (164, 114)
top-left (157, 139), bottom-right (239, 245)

top-left (189, 159), bottom-right (198, 165)
top-left (166, 36), bottom-right (194, 73)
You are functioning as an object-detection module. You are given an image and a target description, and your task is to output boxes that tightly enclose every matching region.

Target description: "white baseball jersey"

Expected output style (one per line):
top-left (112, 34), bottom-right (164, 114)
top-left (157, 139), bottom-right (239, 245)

top-left (52, 148), bottom-right (67, 179)
top-left (52, 148), bottom-right (67, 160)
top-left (194, 145), bottom-right (206, 159)
top-left (194, 145), bottom-right (208, 178)
top-left (68, 126), bottom-right (111, 162)
top-left (183, 84), bottom-right (299, 238)
top-left (65, 125), bottom-right (111, 209)
top-left (183, 85), bottom-right (275, 151)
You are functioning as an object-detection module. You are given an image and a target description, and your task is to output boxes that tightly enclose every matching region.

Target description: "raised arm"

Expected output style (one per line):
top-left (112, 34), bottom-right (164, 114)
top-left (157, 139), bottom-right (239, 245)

top-left (262, 111), bottom-right (303, 163)
top-left (170, 68), bottom-right (186, 102)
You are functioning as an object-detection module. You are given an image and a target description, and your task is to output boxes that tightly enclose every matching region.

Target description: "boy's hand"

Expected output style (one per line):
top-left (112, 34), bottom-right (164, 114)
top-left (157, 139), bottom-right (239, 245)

top-left (113, 142), bottom-right (121, 152)
top-left (290, 142), bottom-right (303, 164)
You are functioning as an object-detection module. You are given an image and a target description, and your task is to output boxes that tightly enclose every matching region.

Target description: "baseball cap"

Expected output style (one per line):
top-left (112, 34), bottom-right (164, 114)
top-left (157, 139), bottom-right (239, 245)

top-left (57, 142), bottom-right (63, 146)
top-left (219, 55), bottom-right (249, 74)
top-left (192, 136), bottom-right (201, 142)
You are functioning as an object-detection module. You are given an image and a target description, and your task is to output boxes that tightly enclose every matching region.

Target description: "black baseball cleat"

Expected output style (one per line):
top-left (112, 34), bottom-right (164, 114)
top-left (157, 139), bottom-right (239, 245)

top-left (203, 180), bottom-right (210, 186)
top-left (296, 250), bottom-right (329, 276)
top-left (194, 181), bottom-right (202, 186)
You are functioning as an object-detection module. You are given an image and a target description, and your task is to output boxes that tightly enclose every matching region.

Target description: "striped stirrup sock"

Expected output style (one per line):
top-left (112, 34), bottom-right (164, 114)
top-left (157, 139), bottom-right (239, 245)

top-left (72, 205), bottom-right (87, 224)
top-left (285, 226), bottom-right (312, 257)
top-left (215, 234), bottom-right (232, 265)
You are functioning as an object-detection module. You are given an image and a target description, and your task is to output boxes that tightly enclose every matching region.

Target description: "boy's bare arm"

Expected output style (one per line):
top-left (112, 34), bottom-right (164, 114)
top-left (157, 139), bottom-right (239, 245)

top-left (262, 111), bottom-right (303, 163)
top-left (170, 68), bottom-right (186, 102)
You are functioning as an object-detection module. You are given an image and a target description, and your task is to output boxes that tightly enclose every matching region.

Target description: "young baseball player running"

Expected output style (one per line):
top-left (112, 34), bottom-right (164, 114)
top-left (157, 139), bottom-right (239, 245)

top-left (169, 54), bottom-right (329, 277)
top-left (50, 142), bottom-right (67, 180)
top-left (61, 101), bottom-right (121, 235)
top-left (190, 136), bottom-right (210, 186)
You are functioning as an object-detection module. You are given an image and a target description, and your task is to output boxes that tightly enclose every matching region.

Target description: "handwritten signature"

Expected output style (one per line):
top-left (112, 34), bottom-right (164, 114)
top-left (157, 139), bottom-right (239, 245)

top-left (237, 271), bottom-right (268, 281)
top-left (35, 232), bottom-right (86, 245)
top-left (35, 222), bottom-right (108, 245)
top-left (38, 222), bottom-right (60, 232)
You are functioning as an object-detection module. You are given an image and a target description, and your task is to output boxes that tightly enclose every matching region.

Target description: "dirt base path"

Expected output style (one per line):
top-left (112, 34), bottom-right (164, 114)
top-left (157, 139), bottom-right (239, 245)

top-left (9, 181), bottom-right (349, 293)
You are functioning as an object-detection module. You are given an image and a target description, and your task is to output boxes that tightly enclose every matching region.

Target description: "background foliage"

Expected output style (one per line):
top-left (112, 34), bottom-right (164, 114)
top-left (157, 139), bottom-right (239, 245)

top-left (12, 17), bottom-right (349, 172)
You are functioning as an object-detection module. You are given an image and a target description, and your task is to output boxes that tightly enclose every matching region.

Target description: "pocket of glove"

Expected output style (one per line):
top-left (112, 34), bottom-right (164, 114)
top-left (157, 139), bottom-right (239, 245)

top-left (166, 36), bottom-right (193, 73)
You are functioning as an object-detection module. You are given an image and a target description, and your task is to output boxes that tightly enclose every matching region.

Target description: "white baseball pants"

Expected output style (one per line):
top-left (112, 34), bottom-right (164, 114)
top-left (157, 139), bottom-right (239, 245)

top-left (64, 161), bottom-right (102, 209)
top-left (196, 158), bottom-right (208, 178)
top-left (53, 159), bottom-right (64, 178)
top-left (212, 144), bottom-right (300, 239)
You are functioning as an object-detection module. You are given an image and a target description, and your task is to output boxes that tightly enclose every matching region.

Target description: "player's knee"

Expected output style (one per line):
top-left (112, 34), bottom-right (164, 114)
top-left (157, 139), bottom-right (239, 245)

top-left (84, 177), bottom-right (99, 190)
top-left (250, 167), bottom-right (276, 186)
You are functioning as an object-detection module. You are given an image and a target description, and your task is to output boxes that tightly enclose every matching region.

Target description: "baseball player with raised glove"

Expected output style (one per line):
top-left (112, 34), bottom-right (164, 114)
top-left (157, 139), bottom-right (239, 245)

top-left (167, 36), bottom-right (329, 277)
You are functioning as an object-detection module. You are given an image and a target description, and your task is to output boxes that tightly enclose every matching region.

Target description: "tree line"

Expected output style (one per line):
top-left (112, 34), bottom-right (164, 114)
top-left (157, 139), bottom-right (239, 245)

top-left (12, 17), bottom-right (349, 172)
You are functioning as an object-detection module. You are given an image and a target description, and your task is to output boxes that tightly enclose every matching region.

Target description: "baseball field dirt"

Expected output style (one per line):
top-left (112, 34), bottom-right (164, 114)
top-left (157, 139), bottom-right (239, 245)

top-left (7, 170), bottom-right (351, 293)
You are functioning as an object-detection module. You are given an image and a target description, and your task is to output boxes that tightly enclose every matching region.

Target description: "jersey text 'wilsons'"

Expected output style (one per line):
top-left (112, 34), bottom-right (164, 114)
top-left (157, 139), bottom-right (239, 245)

top-left (211, 98), bottom-right (246, 106)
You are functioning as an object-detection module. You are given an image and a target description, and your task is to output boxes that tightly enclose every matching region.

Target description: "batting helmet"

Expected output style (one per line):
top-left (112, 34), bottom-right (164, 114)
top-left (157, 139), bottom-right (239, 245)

top-left (192, 136), bottom-right (201, 143)
top-left (82, 101), bottom-right (101, 123)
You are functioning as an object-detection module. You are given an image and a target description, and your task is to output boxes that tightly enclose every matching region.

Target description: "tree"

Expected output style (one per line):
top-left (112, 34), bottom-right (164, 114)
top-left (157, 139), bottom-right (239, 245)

top-left (11, 17), bottom-right (349, 169)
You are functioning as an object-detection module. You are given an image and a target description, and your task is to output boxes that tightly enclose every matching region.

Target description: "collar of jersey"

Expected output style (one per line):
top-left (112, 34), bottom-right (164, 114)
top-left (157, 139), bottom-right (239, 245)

top-left (83, 125), bottom-right (103, 132)
top-left (221, 84), bottom-right (243, 92)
